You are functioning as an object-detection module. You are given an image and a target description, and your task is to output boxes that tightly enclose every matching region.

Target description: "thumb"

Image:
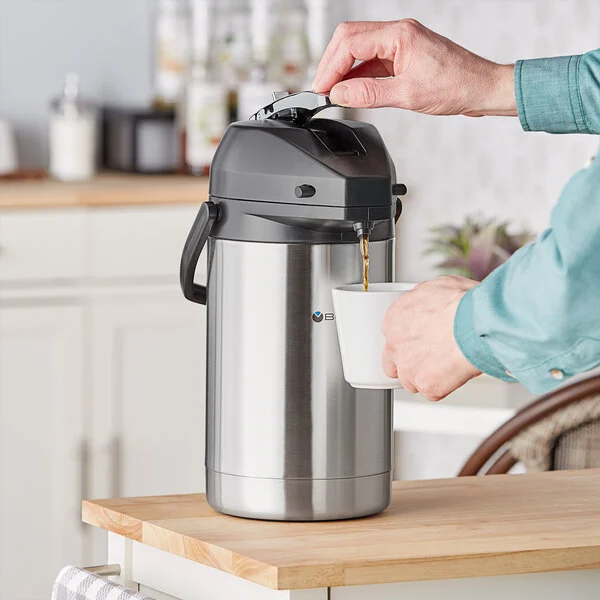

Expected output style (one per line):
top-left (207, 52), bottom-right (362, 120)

top-left (330, 77), bottom-right (398, 109)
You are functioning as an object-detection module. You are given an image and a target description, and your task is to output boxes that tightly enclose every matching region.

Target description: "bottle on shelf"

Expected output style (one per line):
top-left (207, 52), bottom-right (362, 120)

top-left (273, 0), bottom-right (310, 93)
top-left (153, 0), bottom-right (191, 110)
top-left (212, 0), bottom-right (251, 124)
top-left (237, 0), bottom-right (282, 120)
top-left (183, 0), bottom-right (229, 176)
top-left (49, 73), bottom-right (97, 182)
top-left (305, 0), bottom-right (325, 88)
top-left (305, 0), bottom-right (345, 119)
top-left (228, 1), bottom-right (252, 121)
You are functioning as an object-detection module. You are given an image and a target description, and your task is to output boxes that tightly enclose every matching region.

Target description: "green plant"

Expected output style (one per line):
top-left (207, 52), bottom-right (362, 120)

top-left (425, 216), bottom-right (534, 281)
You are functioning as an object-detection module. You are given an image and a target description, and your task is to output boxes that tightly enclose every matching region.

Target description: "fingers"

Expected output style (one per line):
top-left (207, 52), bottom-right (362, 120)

top-left (312, 21), bottom-right (377, 93)
top-left (342, 58), bottom-right (394, 81)
top-left (382, 346), bottom-right (418, 394)
top-left (382, 347), bottom-right (398, 379)
top-left (330, 76), bottom-right (403, 109)
top-left (401, 379), bottom-right (419, 394)
top-left (312, 21), bottom-right (400, 93)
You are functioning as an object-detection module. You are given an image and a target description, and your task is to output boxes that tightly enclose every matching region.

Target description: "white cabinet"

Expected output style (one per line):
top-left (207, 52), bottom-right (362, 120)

top-left (90, 290), bottom-right (207, 500)
top-left (0, 210), bottom-right (86, 283)
top-left (0, 203), bottom-right (207, 592)
top-left (88, 290), bottom-right (207, 564)
top-left (88, 205), bottom-right (199, 280)
top-left (104, 532), bottom-right (600, 600)
top-left (0, 304), bottom-right (86, 600)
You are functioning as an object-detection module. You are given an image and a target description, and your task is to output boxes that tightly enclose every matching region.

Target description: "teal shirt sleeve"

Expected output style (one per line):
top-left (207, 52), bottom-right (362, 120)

top-left (454, 49), bottom-right (600, 394)
top-left (515, 50), bottom-right (600, 134)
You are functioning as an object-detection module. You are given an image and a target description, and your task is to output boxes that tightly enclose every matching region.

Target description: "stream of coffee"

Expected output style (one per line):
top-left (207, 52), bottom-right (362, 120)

top-left (359, 234), bottom-right (369, 291)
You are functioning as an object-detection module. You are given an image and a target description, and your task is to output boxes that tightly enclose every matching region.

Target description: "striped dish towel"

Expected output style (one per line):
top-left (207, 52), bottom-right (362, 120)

top-left (52, 566), bottom-right (154, 600)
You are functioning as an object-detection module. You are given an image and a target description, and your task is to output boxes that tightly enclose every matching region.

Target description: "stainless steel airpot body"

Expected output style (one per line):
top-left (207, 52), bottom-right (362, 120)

top-left (180, 92), bottom-right (406, 521)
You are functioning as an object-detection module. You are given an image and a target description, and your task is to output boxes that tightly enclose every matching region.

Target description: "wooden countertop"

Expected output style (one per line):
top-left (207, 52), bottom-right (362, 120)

top-left (0, 173), bottom-right (209, 210)
top-left (82, 469), bottom-right (600, 590)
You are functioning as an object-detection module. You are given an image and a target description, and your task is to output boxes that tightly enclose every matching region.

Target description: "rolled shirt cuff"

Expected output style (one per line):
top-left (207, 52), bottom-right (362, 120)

top-left (515, 55), bottom-right (588, 134)
top-left (454, 288), bottom-right (514, 383)
top-left (453, 286), bottom-right (598, 395)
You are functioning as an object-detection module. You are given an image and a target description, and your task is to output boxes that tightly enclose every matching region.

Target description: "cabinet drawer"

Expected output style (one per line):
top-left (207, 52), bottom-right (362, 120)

top-left (0, 210), bottom-right (85, 283)
top-left (89, 205), bottom-right (206, 280)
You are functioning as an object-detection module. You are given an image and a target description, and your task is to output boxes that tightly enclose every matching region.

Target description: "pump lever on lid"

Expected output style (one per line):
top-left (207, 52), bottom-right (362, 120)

top-left (249, 91), bottom-right (338, 126)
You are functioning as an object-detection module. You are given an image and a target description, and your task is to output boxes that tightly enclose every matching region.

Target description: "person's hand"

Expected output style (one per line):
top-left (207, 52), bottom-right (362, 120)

top-left (312, 19), bottom-right (516, 117)
top-left (382, 275), bottom-right (481, 401)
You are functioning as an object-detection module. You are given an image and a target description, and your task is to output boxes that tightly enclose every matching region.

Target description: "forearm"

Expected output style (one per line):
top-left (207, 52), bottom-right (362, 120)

top-left (455, 150), bottom-right (600, 393)
top-left (466, 63), bottom-right (517, 117)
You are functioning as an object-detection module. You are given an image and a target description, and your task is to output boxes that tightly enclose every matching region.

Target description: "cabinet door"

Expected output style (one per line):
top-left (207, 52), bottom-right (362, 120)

top-left (90, 290), bottom-right (206, 501)
top-left (0, 304), bottom-right (85, 600)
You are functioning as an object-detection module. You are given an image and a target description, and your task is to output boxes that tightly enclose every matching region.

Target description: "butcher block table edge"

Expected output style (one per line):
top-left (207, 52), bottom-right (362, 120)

top-left (82, 470), bottom-right (600, 591)
top-left (0, 173), bottom-right (209, 210)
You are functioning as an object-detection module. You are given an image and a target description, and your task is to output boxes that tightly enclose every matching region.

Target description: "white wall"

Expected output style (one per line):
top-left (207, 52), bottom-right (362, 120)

top-left (0, 0), bottom-right (153, 168)
top-left (341, 0), bottom-right (600, 281)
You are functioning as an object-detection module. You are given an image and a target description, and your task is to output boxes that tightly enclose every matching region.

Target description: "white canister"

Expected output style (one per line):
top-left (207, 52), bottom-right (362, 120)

top-left (49, 74), bottom-right (97, 182)
top-left (0, 118), bottom-right (18, 175)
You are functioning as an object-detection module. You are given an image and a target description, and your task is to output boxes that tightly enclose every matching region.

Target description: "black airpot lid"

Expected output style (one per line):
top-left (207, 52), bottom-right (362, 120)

top-left (208, 92), bottom-right (398, 211)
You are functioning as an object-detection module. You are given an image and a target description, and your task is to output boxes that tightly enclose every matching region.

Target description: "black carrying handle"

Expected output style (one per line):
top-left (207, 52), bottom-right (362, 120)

top-left (393, 183), bottom-right (407, 224)
top-left (180, 201), bottom-right (219, 305)
top-left (394, 199), bottom-right (403, 224)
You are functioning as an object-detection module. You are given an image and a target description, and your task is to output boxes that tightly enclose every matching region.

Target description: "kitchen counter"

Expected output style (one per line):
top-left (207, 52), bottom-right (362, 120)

top-left (83, 469), bottom-right (600, 597)
top-left (0, 173), bottom-right (209, 210)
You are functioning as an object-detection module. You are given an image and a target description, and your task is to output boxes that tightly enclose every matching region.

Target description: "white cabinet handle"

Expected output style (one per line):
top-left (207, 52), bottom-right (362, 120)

top-left (83, 565), bottom-right (121, 577)
top-left (111, 436), bottom-right (121, 498)
top-left (79, 439), bottom-right (90, 529)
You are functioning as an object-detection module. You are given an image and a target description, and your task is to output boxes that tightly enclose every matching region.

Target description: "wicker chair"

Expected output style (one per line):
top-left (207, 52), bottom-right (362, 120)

top-left (458, 374), bottom-right (600, 476)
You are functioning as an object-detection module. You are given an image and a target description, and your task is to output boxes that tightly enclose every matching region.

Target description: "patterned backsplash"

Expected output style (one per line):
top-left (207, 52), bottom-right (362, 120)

top-left (341, 0), bottom-right (600, 281)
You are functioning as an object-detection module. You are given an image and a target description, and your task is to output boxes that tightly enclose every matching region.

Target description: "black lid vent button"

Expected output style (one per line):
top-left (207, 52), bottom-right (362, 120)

top-left (295, 184), bottom-right (316, 199)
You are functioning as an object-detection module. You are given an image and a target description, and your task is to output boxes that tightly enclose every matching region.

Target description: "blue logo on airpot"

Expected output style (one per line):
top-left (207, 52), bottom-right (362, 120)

top-left (312, 311), bottom-right (334, 323)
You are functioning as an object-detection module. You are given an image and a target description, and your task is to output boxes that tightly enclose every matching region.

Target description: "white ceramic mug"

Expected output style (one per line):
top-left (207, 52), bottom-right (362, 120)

top-left (332, 282), bottom-right (416, 389)
top-left (0, 118), bottom-right (17, 176)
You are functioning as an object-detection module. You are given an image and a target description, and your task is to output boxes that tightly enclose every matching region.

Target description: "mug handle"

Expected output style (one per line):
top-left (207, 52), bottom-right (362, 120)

top-left (180, 201), bottom-right (219, 305)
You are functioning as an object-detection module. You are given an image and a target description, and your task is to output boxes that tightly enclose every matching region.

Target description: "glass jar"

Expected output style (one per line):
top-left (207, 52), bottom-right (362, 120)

top-left (49, 74), bottom-right (97, 182)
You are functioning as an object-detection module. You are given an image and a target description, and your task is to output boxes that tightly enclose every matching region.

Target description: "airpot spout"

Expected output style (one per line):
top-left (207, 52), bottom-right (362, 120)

top-left (352, 221), bottom-right (374, 240)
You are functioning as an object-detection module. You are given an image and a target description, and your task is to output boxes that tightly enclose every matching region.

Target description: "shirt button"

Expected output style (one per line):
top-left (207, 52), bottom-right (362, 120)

top-left (505, 370), bottom-right (514, 378)
top-left (550, 369), bottom-right (565, 380)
